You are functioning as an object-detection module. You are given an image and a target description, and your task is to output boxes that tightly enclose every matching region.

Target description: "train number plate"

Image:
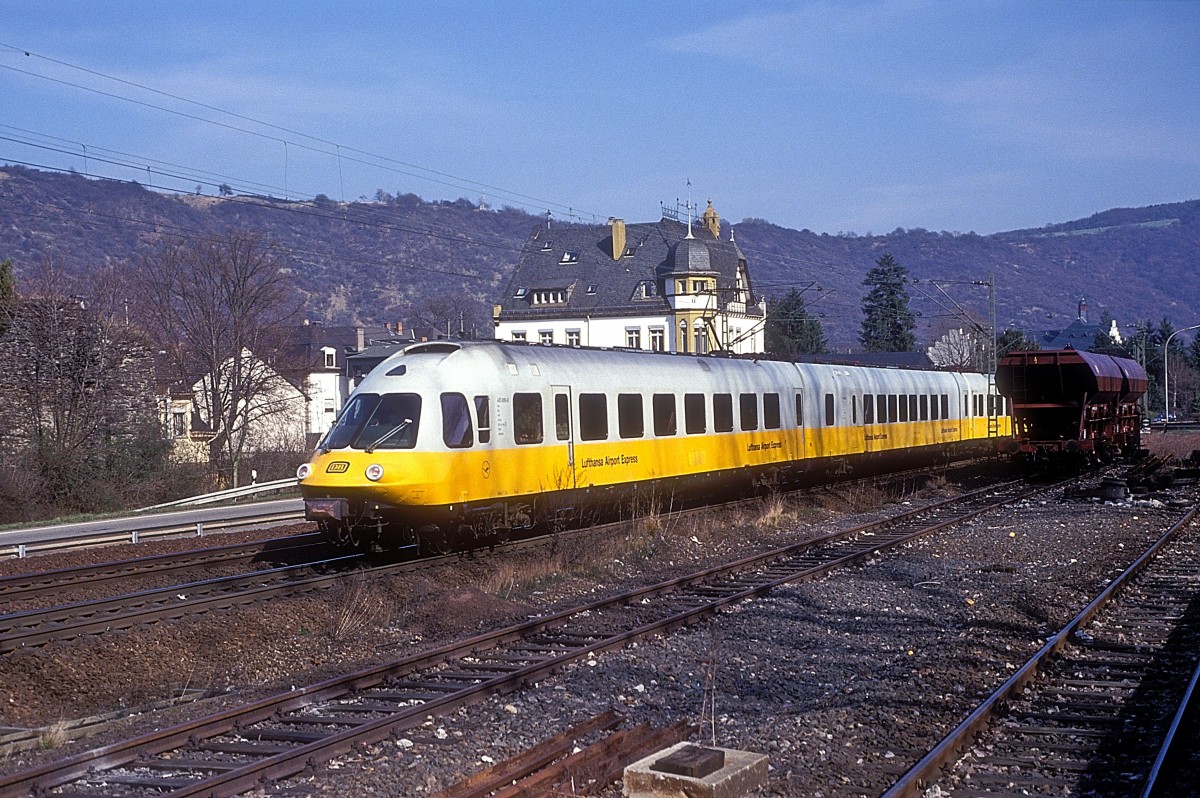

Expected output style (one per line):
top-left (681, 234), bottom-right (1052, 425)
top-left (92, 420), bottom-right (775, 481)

top-left (325, 461), bottom-right (350, 473)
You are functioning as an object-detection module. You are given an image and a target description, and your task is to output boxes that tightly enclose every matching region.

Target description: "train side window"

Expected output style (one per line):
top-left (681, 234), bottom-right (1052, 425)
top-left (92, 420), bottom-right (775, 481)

top-left (824, 393), bottom-right (834, 426)
top-left (987, 394), bottom-right (997, 416)
top-left (739, 393), bottom-right (758, 431)
top-left (919, 394), bottom-right (929, 421)
top-left (579, 393), bottom-right (608, 441)
top-left (863, 394), bottom-right (875, 424)
top-left (555, 394), bottom-right (570, 441)
top-left (714, 394), bottom-right (734, 433)
top-left (887, 395), bottom-right (898, 423)
top-left (441, 393), bottom-right (473, 449)
top-left (930, 394), bottom-right (939, 421)
top-left (474, 395), bottom-right (491, 444)
top-left (909, 395), bottom-right (918, 420)
top-left (852, 396), bottom-right (858, 424)
top-left (684, 393), bottom-right (706, 434)
top-left (964, 394), bottom-right (970, 416)
top-left (653, 394), bottom-right (677, 436)
top-left (618, 394), bottom-right (644, 439)
top-left (898, 394), bottom-right (909, 422)
top-left (794, 394), bottom-right (804, 427)
top-left (513, 393), bottom-right (543, 445)
top-left (941, 394), bottom-right (949, 419)
top-left (877, 395), bottom-right (888, 423)
top-left (764, 393), bottom-right (780, 430)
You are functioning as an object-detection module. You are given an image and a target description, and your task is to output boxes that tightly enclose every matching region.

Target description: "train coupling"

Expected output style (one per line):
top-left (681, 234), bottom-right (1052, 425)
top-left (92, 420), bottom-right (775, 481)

top-left (305, 498), bottom-right (348, 522)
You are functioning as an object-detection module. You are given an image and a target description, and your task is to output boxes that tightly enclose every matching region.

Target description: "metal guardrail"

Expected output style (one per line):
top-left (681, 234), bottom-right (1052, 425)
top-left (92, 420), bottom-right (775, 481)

top-left (137, 478), bottom-right (299, 511)
top-left (0, 499), bottom-right (306, 559)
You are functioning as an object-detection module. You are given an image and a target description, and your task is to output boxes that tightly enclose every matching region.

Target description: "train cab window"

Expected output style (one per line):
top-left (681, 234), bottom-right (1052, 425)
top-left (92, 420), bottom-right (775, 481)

top-left (863, 394), bottom-right (875, 424)
top-left (887, 395), bottom-right (898, 423)
top-left (941, 394), bottom-right (949, 419)
top-left (555, 394), bottom-right (570, 441)
top-left (739, 394), bottom-right (758, 431)
top-left (919, 395), bottom-right (929, 421)
top-left (877, 395), bottom-right (888, 423)
top-left (474, 396), bottom-right (491, 444)
top-left (684, 393), bottom-right (706, 434)
top-left (930, 394), bottom-right (939, 421)
top-left (653, 394), bottom-right (677, 436)
top-left (579, 393), bottom-right (608, 441)
top-left (763, 393), bottom-right (781, 430)
top-left (441, 393), bottom-right (473, 449)
top-left (513, 393), bottom-right (543, 445)
top-left (909, 395), bottom-right (918, 421)
top-left (824, 393), bottom-right (835, 426)
top-left (618, 394), bottom-right (644, 439)
top-left (795, 394), bottom-right (804, 427)
top-left (340, 393), bottom-right (422, 450)
top-left (898, 395), bottom-right (909, 422)
top-left (714, 394), bottom-right (734, 433)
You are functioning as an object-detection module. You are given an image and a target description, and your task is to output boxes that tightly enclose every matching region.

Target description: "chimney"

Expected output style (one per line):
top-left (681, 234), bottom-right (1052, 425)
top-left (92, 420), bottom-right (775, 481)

top-left (355, 326), bottom-right (365, 351)
top-left (396, 320), bottom-right (404, 334)
top-left (610, 217), bottom-right (626, 261)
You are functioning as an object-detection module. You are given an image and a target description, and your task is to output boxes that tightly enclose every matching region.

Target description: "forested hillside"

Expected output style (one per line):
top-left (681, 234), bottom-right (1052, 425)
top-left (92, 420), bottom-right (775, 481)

top-left (1, 165), bottom-right (1197, 348)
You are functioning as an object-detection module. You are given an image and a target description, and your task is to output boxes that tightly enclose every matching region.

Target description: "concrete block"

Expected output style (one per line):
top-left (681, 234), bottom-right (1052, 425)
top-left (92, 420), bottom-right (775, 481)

top-left (624, 741), bottom-right (768, 798)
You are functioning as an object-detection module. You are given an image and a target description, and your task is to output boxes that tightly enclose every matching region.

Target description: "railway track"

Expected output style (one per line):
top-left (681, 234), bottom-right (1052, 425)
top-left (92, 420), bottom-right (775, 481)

top-left (884, 502), bottom-right (1200, 797)
top-left (0, 476), bottom-right (1046, 797)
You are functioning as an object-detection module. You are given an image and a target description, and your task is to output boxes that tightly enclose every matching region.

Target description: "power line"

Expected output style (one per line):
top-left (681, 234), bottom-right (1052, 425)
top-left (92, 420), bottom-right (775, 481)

top-left (0, 42), bottom-right (601, 220)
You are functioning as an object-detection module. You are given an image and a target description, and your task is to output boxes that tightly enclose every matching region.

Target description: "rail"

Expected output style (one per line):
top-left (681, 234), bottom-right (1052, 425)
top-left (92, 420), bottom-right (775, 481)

top-left (136, 478), bottom-right (299, 510)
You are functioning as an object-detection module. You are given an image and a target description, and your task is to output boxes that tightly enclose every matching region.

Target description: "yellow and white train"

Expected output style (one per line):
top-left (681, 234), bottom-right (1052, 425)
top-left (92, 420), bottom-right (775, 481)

top-left (297, 340), bottom-right (1011, 551)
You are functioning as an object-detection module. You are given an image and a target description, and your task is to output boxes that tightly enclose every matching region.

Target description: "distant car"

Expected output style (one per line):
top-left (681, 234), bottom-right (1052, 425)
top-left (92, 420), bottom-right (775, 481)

top-left (1152, 414), bottom-right (1177, 423)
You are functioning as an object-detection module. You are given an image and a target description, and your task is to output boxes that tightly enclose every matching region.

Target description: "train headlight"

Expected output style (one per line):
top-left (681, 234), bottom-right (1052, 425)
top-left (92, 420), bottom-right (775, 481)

top-left (296, 463), bottom-right (312, 480)
top-left (365, 463), bottom-right (385, 482)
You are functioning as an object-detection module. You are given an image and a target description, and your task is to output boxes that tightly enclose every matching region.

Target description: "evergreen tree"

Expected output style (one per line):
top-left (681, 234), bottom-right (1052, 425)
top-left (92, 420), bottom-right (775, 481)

top-left (995, 327), bottom-right (1040, 358)
top-left (1189, 332), bottom-right (1200, 370)
top-left (766, 288), bottom-right (827, 355)
top-left (859, 253), bottom-right (916, 352)
top-left (0, 259), bottom-right (15, 337)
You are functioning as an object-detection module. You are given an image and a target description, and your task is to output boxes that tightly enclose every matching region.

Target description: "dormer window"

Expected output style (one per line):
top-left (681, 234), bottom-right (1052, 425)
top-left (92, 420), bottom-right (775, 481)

top-left (624, 246), bottom-right (636, 257)
top-left (559, 251), bottom-right (579, 265)
top-left (514, 287), bottom-right (528, 298)
top-left (632, 281), bottom-right (657, 300)
top-left (530, 289), bottom-right (568, 305)
top-left (541, 241), bottom-right (552, 251)
top-left (322, 347), bottom-right (337, 369)
top-left (586, 284), bottom-right (597, 295)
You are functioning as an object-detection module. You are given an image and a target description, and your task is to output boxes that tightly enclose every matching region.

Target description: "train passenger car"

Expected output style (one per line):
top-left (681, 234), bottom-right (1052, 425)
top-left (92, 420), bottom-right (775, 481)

top-left (297, 340), bottom-right (1010, 552)
top-left (995, 347), bottom-right (1147, 464)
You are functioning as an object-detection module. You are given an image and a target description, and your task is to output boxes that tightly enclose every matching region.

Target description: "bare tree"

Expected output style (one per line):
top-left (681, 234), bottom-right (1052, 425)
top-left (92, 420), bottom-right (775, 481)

top-left (133, 232), bottom-right (303, 486)
top-left (926, 326), bottom-right (983, 370)
top-left (406, 292), bottom-right (488, 339)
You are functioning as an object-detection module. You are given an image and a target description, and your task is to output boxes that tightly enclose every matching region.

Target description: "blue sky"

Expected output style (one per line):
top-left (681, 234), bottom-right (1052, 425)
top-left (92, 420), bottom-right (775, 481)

top-left (3, 0), bottom-right (1198, 235)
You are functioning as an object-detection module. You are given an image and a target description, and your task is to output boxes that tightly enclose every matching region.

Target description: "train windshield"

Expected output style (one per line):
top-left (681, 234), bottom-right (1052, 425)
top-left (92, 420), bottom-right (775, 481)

top-left (322, 393), bottom-right (423, 450)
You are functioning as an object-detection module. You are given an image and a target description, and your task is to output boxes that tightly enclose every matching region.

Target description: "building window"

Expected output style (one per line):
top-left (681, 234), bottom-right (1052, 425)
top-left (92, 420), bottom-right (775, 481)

top-left (679, 320), bottom-right (688, 353)
top-left (539, 330), bottom-right (553, 345)
top-left (691, 280), bottom-right (706, 294)
top-left (634, 281), bottom-right (657, 299)
top-left (541, 240), bottom-right (552, 251)
top-left (531, 289), bottom-right (567, 305)
top-left (171, 411), bottom-right (186, 438)
top-left (559, 251), bottom-right (579, 264)
top-left (514, 287), bottom-right (527, 298)
top-left (324, 398), bottom-right (335, 414)
top-left (649, 327), bottom-right (664, 351)
top-left (587, 284), bottom-right (597, 294)
top-left (566, 329), bottom-right (581, 347)
top-left (323, 350), bottom-right (336, 369)
top-left (693, 322), bottom-right (707, 355)
top-left (625, 328), bottom-right (641, 349)
top-left (511, 331), bottom-right (526, 342)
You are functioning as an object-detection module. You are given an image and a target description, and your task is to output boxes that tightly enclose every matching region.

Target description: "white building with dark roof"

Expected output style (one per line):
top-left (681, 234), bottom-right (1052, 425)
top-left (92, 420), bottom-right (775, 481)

top-left (493, 201), bottom-right (766, 354)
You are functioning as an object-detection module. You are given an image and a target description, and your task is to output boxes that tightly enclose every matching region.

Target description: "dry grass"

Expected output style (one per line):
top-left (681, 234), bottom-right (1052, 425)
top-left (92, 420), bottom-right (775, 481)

top-left (37, 720), bottom-right (71, 750)
top-left (328, 571), bottom-right (391, 641)
top-left (814, 481), bottom-right (890, 513)
top-left (1143, 430), bottom-right (1200, 462)
top-left (755, 494), bottom-right (798, 530)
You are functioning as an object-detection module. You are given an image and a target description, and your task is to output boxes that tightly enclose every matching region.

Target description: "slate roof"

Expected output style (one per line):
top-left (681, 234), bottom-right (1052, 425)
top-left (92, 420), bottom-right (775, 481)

top-left (496, 217), bottom-right (761, 321)
top-left (1041, 318), bottom-right (1104, 350)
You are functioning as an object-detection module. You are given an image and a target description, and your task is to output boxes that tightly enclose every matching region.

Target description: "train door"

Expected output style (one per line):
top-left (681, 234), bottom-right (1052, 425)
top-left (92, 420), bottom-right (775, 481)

top-left (552, 385), bottom-right (576, 488)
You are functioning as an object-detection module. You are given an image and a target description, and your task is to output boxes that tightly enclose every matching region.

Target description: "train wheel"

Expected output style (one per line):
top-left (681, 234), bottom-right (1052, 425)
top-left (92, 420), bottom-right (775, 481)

top-left (418, 525), bottom-right (453, 556)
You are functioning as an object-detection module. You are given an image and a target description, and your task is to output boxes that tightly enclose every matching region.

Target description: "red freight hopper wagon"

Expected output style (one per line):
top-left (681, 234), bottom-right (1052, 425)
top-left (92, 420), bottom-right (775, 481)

top-left (995, 347), bottom-right (1148, 463)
